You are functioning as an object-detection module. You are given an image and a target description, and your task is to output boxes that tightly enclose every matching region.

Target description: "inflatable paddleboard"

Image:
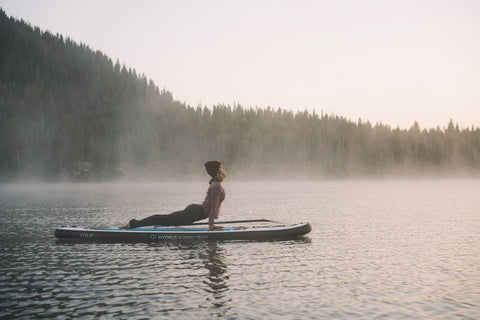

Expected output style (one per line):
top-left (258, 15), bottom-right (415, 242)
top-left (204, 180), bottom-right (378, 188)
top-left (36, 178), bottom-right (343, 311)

top-left (54, 222), bottom-right (311, 241)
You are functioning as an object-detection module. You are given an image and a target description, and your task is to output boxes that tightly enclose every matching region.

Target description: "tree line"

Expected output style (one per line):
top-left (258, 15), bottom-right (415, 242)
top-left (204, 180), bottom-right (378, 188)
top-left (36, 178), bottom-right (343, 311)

top-left (1, 9), bottom-right (479, 180)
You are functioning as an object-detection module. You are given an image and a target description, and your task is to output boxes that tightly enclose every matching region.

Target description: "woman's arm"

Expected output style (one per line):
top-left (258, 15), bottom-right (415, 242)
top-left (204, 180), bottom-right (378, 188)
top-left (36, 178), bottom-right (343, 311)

top-left (207, 186), bottom-right (222, 228)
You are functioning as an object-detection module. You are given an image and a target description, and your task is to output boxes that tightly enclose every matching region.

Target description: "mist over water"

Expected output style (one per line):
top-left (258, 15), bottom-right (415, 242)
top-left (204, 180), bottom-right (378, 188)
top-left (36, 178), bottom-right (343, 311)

top-left (1, 8), bottom-right (480, 319)
top-left (1, 180), bottom-right (479, 319)
top-left (2, 10), bottom-right (479, 182)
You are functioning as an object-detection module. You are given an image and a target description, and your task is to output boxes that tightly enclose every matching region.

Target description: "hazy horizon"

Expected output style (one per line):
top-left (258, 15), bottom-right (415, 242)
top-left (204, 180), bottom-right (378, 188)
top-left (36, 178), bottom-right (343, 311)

top-left (1, 0), bottom-right (479, 130)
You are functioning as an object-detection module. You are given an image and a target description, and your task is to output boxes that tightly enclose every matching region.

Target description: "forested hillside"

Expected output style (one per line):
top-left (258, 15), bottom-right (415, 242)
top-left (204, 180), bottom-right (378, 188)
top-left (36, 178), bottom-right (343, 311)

top-left (1, 9), bottom-right (479, 180)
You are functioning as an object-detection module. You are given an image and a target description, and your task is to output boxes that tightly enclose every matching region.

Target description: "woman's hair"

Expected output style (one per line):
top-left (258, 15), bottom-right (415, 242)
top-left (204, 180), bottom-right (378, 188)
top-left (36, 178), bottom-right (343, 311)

top-left (209, 171), bottom-right (225, 184)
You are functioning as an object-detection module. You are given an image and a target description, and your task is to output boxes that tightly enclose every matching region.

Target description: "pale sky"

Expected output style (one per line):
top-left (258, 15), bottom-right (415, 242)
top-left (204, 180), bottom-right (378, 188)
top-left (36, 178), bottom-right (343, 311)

top-left (1, 0), bottom-right (479, 129)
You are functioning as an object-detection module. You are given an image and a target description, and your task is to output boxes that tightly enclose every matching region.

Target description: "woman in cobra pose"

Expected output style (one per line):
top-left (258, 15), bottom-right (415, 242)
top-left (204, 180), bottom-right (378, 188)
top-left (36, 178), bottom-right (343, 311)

top-left (120, 161), bottom-right (226, 230)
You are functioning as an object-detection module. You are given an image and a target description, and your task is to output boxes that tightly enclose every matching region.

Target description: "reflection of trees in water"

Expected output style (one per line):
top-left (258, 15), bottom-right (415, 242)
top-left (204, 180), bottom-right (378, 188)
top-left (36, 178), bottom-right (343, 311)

top-left (202, 241), bottom-right (231, 315)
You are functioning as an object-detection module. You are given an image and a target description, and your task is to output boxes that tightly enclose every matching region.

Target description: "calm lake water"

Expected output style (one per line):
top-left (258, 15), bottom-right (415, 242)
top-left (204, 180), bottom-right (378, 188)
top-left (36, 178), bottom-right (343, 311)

top-left (1, 180), bottom-right (479, 319)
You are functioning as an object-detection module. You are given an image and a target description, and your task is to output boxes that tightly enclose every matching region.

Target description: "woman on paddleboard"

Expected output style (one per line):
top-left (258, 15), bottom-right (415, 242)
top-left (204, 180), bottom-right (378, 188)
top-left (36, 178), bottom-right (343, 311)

top-left (120, 161), bottom-right (226, 230)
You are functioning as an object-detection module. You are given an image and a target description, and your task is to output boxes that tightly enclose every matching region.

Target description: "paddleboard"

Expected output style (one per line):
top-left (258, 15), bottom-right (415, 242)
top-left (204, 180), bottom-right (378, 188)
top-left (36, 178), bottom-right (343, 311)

top-left (54, 222), bottom-right (311, 241)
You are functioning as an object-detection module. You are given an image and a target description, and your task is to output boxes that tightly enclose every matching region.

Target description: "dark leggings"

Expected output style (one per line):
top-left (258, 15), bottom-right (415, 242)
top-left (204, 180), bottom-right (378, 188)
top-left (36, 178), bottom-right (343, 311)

top-left (129, 204), bottom-right (207, 228)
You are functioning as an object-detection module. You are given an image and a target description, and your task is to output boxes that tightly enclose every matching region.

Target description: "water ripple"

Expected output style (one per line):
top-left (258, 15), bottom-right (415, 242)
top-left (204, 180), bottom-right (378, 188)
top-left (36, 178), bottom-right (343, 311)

top-left (1, 180), bottom-right (479, 319)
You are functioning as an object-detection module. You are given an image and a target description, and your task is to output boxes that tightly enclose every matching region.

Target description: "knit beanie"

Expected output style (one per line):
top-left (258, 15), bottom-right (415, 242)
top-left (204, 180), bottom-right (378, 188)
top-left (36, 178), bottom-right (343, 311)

top-left (204, 160), bottom-right (221, 177)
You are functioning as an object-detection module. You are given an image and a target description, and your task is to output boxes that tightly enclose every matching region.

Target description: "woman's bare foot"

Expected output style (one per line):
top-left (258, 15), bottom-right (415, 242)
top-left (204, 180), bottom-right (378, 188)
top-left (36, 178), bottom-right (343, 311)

top-left (119, 222), bottom-right (130, 229)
